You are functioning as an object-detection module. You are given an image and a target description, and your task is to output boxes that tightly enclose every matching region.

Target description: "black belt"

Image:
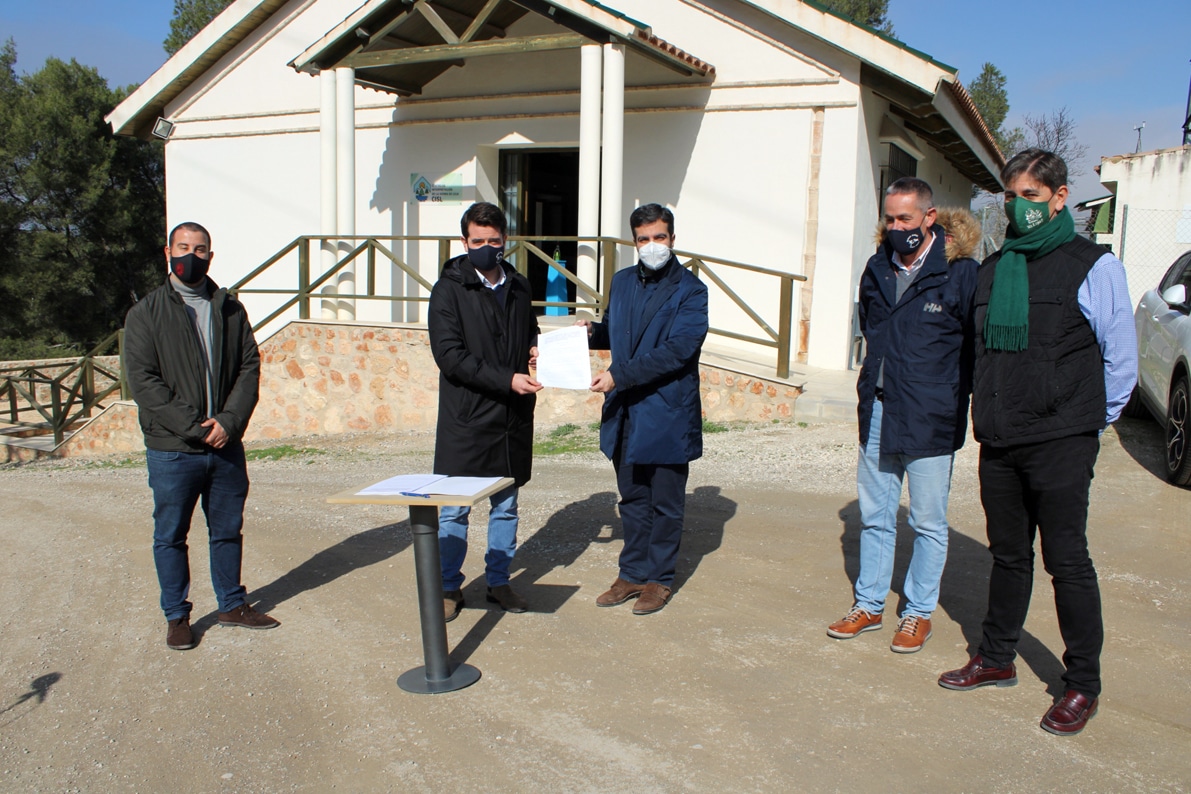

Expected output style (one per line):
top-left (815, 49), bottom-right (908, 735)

top-left (874, 388), bottom-right (884, 402)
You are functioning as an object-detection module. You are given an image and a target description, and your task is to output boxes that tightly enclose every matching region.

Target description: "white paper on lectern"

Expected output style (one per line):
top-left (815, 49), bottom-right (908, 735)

top-left (354, 474), bottom-right (504, 497)
top-left (423, 476), bottom-right (503, 495)
top-left (356, 473), bottom-right (443, 496)
top-left (535, 325), bottom-right (593, 389)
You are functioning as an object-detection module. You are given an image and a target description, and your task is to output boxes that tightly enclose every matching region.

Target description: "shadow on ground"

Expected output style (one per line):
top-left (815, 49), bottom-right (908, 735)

top-left (192, 521), bottom-right (412, 639)
top-left (838, 500), bottom-right (1066, 696)
top-left (1114, 416), bottom-right (1175, 483)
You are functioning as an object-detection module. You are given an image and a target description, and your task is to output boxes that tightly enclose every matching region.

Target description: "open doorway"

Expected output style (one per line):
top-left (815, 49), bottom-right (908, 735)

top-left (499, 149), bottom-right (579, 315)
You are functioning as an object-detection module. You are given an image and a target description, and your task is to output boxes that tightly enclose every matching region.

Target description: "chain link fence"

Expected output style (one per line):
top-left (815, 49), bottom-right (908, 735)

top-left (1118, 207), bottom-right (1191, 305)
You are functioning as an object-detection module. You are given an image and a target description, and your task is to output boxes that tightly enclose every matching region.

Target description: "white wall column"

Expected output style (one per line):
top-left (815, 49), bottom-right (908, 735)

top-left (576, 44), bottom-right (602, 307)
top-left (335, 66), bottom-right (356, 320)
top-left (599, 43), bottom-right (625, 269)
top-left (319, 69), bottom-right (338, 319)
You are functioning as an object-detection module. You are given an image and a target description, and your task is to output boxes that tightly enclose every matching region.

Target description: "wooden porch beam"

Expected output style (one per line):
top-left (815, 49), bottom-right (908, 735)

top-left (344, 33), bottom-right (588, 70)
top-left (414, 0), bottom-right (460, 45)
top-left (461, 0), bottom-right (505, 43)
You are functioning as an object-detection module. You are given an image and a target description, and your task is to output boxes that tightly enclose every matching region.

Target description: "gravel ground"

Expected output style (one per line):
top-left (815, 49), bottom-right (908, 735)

top-left (0, 418), bottom-right (1188, 792)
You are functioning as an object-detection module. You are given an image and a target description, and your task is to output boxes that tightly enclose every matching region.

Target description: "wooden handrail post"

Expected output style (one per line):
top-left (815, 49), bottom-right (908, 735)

top-left (600, 238), bottom-right (617, 315)
top-left (82, 358), bottom-right (95, 418)
top-left (51, 383), bottom-right (64, 445)
top-left (367, 239), bottom-right (376, 296)
top-left (438, 238), bottom-right (451, 270)
top-left (298, 238), bottom-right (310, 320)
top-left (118, 329), bottom-right (130, 400)
top-left (777, 276), bottom-right (793, 379)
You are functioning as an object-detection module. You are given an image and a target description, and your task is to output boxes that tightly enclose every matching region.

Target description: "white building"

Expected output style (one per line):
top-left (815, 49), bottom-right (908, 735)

top-left (1093, 144), bottom-right (1191, 303)
top-left (107, 0), bottom-right (1002, 372)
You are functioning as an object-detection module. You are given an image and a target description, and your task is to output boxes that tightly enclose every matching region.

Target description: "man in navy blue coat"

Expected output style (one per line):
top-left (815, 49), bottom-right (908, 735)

top-left (579, 204), bottom-right (709, 615)
top-left (827, 178), bottom-right (978, 653)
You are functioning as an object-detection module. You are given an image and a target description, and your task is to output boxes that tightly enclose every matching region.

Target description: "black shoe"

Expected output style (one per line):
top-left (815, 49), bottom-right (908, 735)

top-left (486, 584), bottom-right (528, 613)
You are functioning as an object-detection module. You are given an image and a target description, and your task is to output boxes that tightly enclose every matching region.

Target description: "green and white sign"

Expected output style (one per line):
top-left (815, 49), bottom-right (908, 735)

top-left (411, 172), bottom-right (463, 204)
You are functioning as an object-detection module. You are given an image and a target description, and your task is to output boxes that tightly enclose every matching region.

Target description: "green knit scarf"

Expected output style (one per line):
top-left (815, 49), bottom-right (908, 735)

top-left (984, 206), bottom-right (1077, 351)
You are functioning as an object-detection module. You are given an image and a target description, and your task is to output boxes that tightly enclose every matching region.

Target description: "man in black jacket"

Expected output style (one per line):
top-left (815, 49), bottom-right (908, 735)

top-left (125, 222), bottom-right (278, 651)
top-left (428, 203), bottom-right (541, 621)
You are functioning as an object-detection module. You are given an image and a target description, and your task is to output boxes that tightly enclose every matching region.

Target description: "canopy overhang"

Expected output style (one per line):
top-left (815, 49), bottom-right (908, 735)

top-left (288, 0), bottom-right (714, 96)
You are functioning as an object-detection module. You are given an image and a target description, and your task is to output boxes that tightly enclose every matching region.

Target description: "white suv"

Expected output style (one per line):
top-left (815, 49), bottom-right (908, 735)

top-left (1132, 249), bottom-right (1191, 486)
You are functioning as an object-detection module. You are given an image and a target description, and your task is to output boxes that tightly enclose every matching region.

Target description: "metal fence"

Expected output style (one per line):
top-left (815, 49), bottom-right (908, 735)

top-left (1119, 207), bottom-right (1191, 304)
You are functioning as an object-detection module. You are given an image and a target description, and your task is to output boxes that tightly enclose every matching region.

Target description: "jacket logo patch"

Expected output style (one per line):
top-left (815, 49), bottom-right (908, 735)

top-left (923, 302), bottom-right (943, 313)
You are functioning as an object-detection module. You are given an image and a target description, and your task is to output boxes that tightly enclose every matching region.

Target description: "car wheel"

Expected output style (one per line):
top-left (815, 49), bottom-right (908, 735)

top-left (1167, 372), bottom-right (1191, 487)
top-left (1123, 385), bottom-right (1149, 419)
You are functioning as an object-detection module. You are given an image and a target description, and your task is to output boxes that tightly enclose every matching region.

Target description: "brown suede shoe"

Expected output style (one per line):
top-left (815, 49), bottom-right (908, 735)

top-left (827, 606), bottom-right (883, 639)
top-left (1040, 690), bottom-right (1098, 736)
top-left (486, 584), bottom-right (528, 613)
top-left (166, 618), bottom-right (196, 650)
top-left (938, 655), bottom-right (1017, 691)
top-left (596, 577), bottom-right (646, 607)
top-left (632, 583), bottom-right (672, 615)
top-left (890, 615), bottom-right (932, 654)
top-left (217, 604), bottom-right (280, 630)
top-left (444, 590), bottom-right (464, 623)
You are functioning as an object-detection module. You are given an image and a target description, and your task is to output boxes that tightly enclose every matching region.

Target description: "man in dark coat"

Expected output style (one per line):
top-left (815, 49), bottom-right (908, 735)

top-left (124, 221), bottom-right (279, 651)
top-left (826, 179), bottom-right (978, 655)
top-left (428, 202), bottom-right (541, 621)
top-left (580, 204), bottom-right (708, 615)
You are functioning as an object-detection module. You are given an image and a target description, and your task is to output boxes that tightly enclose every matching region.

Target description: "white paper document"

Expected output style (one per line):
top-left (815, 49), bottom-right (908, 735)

top-left (356, 474), bottom-right (503, 497)
top-left (535, 325), bottom-right (593, 389)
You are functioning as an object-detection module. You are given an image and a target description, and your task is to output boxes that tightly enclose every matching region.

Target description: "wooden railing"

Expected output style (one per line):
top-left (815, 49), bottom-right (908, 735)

top-left (229, 235), bottom-right (806, 378)
top-left (0, 331), bottom-right (127, 445)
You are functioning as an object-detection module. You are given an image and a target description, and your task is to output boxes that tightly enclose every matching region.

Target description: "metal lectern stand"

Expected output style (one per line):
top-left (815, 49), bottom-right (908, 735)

top-left (327, 476), bottom-right (514, 694)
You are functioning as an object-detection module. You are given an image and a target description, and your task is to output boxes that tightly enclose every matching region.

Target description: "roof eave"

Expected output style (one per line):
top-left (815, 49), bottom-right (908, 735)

top-left (105, 0), bottom-right (287, 139)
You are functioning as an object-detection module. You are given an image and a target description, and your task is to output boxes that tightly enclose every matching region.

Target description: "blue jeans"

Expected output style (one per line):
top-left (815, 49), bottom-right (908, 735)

top-left (438, 484), bottom-right (519, 591)
top-left (854, 398), bottom-right (953, 618)
top-left (146, 444), bottom-right (250, 620)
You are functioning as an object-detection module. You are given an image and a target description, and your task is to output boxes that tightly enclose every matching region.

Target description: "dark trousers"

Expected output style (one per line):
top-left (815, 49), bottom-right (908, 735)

top-left (146, 443), bottom-right (250, 620)
top-left (613, 446), bottom-right (689, 587)
top-left (977, 433), bottom-right (1102, 698)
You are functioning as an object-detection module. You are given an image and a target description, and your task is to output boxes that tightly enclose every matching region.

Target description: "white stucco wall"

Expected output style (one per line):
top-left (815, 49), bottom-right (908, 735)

top-left (153, 0), bottom-right (982, 371)
top-left (1099, 146), bottom-right (1191, 302)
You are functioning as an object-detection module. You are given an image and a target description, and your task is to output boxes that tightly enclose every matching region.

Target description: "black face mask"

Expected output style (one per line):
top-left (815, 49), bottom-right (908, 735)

top-left (886, 227), bottom-right (926, 256)
top-left (467, 245), bottom-right (503, 273)
top-left (170, 253), bottom-right (210, 283)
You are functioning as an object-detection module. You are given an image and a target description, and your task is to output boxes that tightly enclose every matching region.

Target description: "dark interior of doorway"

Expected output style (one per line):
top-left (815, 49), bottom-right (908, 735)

top-left (499, 149), bottom-right (579, 314)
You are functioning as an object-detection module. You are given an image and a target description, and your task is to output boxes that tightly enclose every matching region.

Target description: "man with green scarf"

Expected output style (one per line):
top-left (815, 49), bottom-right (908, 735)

top-left (938, 149), bottom-right (1137, 737)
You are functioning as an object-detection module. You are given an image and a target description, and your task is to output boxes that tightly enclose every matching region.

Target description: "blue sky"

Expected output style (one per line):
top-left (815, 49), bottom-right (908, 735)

top-left (2, 0), bottom-right (1188, 205)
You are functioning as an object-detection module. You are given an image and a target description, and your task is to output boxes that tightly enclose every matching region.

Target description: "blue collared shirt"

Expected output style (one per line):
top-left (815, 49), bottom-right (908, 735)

top-left (1077, 252), bottom-right (1138, 425)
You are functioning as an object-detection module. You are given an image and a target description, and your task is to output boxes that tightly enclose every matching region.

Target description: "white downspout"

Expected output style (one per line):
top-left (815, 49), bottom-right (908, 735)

top-left (335, 66), bottom-right (356, 320)
top-left (577, 43), bottom-right (602, 307)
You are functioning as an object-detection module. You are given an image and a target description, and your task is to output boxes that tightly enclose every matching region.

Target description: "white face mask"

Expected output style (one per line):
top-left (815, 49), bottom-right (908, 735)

top-left (638, 241), bottom-right (671, 270)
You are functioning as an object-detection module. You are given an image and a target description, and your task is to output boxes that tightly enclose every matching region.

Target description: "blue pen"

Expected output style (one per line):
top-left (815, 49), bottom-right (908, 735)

top-left (399, 491), bottom-right (432, 498)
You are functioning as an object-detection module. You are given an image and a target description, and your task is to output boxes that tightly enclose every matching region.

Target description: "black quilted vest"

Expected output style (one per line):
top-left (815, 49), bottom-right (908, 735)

top-left (972, 236), bottom-right (1107, 446)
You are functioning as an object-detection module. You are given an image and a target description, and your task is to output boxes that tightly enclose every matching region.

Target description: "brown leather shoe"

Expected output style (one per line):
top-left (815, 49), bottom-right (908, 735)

top-left (444, 590), bottom-right (464, 623)
top-left (166, 617), bottom-right (196, 650)
top-left (890, 615), bottom-right (932, 653)
top-left (1040, 690), bottom-right (1098, 736)
top-left (217, 604), bottom-right (280, 630)
top-left (632, 583), bottom-right (672, 615)
top-left (827, 606), bottom-right (883, 639)
top-left (596, 577), bottom-right (645, 607)
top-left (486, 584), bottom-right (528, 613)
top-left (938, 655), bottom-right (1017, 691)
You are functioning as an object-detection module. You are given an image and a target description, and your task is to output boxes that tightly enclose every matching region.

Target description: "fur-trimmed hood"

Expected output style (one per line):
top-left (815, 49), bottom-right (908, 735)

top-left (873, 207), bottom-right (982, 263)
